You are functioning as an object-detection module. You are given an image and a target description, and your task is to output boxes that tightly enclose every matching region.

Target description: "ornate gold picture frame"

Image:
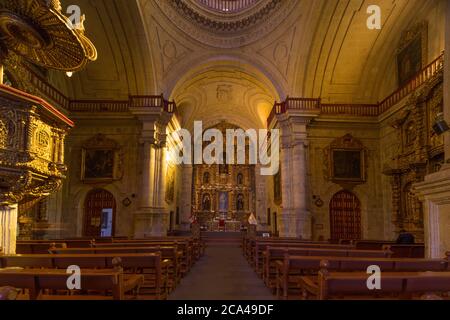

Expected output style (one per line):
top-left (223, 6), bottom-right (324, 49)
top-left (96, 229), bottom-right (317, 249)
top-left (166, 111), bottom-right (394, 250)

top-left (324, 134), bottom-right (367, 185)
top-left (81, 134), bottom-right (123, 183)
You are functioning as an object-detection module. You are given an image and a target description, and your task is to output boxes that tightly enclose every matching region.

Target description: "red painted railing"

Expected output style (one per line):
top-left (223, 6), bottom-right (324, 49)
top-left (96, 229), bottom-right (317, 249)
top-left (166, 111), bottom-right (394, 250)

top-left (69, 100), bottom-right (129, 112)
top-left (379, 53), bottom-right (443, 114)
top-left (268, 53), bottom-right (444, 126)
top-left (321, 104), bottom-right (379, 117)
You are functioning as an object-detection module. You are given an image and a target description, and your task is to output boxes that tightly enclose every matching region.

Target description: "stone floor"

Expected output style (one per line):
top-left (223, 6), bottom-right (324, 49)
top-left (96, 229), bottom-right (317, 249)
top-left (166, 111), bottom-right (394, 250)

top-left (169, 241), bottom-right (274, 300)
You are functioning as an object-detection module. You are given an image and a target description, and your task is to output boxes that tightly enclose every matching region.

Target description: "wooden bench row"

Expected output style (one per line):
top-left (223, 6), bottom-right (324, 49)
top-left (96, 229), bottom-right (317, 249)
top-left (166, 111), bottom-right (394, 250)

top-left (0, 269), bottom-right (129, 300)
top-left (16, 236), bottom-right (205, 259)
top-left (274, 255), bottom-right (450, 300)
top-left (301, 269), bottom-right (450, 300)
top-left (263, 246), bottom-right (393, 287)
top-left (48, 246), bottom-right (182, 290)
top-left (0, 253), bottom-right (169, 300)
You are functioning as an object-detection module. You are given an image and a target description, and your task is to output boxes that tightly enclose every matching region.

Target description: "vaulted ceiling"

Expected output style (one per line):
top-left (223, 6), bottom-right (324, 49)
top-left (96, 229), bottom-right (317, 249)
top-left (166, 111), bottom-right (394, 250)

top-left (56, 0), bottom-right (445, 109)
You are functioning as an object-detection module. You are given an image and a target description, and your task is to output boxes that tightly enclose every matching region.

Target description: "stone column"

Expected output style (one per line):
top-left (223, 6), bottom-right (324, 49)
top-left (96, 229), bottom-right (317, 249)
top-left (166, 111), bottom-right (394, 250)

top-left (140, 140), bottom-right (154, 208)
top-left (180, 164), bottom-right (193, 231)
top-left (0, 204), bottom-right (18, 254)
top-left (150, 146), bottom-right (167, 236)
top-left (277, 111), bottom-right (316, 239)
top-left (254, 164), bottom-right (268, 231)
top-left (414, 175), bottom-right (450, 258)
top-left (279, 136), bottom-right (293, 237)
top-left (292, 141), bottom-right (311, 239)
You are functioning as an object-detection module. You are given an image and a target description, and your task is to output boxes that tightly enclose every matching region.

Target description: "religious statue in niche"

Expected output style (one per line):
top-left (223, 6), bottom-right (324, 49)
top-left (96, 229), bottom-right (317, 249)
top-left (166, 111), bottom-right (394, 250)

top-left (405, 121), bottom-right (416, 146)
top-left (81, 134), bottom-right (123, 183)
top-left (219, 152), bottom-right (229, 174)
top-left (203, 172), bottom-right (210, 184)
top-left (219, 191), bottom-right (228, 212)
top-left (202, 193), bottom-right (211, 211)
top-left (236, 193), bottom-right (244, 211)
top-left (397, 21), bottom-right (427, 87)
top-left (237, 173), bottom-right (244, 185)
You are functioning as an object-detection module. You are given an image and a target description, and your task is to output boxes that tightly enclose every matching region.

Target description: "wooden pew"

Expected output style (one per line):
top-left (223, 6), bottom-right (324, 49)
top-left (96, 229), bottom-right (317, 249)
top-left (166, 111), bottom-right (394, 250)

top-left (243, 238), bottom-right (326, 263)
top-left (301, 268), bottom-right (450, 300)
top-left (264, 246), bottom-right (392, 287)
top-left (0, 253), bottom-right (167, 299)
top-left (353, 240), bottom-right (425, 258)
top-left (49, 246), bottom-right (181, 290)
top-left (383, 244), bottom-right (425, 258)
top-left (94, 241), bottom-right (193, 274)
top-left (16, 240), bottom-right (94, 252)
top-left (255, 243), bottom-right (356, 275)
top-left (276, 256), bottom-right (449, 300)
top-left (0, 269), bottom-right (125, 300)
top-left (247, 240), bottom-right (351, 271)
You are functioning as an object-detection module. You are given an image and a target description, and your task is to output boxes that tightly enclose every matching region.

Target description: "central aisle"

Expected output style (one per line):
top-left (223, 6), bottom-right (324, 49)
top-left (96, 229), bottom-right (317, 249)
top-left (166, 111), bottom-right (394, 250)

top-left (169, 240), bottom-right (274, 300)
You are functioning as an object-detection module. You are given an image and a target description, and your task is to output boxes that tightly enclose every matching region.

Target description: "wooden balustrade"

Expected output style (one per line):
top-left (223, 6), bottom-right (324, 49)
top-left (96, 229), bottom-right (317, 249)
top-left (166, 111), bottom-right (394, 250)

top-left (268, 53), bottom-right (444, 123)
top-left (67, 96), bottom-right (176, 113)
top-left (69, 100), bottom-right (129, 112)
top-left (379, 54), bottom-right (443, 114)
top-left (28, 69), bottom-right (70, 109)
top-left (23, 52), bottom-right (444, 122)
top-left (321, 104), bottom-right (379, 117)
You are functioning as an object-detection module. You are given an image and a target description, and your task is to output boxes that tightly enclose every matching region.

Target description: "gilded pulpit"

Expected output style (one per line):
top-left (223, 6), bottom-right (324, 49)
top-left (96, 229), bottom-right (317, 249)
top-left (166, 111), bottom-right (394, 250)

top-left (0, 0), bottom-right (96, 253)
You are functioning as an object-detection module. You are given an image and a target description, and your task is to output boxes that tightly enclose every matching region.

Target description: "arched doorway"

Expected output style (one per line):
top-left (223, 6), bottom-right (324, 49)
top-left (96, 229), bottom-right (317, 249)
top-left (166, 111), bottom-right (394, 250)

top-left (83, 189), bottom-right (116, 237)
top-left (329, 190), bottom-right (362, 241)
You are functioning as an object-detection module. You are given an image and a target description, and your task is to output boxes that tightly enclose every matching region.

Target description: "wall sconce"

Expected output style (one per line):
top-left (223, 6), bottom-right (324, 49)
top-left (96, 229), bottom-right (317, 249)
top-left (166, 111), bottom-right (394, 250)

top-left (432, 113), bottom-right (450, 135)
top-left (312, 195), bottom-right (324, 208)
top-left (122, 197), bottom-right (132, 207)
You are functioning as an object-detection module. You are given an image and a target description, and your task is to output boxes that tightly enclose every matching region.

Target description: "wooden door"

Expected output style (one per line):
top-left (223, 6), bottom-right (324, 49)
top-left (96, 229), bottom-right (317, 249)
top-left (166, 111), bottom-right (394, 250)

top-left (83, 189), bottom-right (116, 237)
top-left (330, 191), bottom-right (361, 240)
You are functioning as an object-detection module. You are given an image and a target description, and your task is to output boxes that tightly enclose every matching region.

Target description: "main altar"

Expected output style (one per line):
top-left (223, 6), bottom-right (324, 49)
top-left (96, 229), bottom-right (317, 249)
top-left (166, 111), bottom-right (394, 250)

top-left (191, 122), bottom-right (256, 232)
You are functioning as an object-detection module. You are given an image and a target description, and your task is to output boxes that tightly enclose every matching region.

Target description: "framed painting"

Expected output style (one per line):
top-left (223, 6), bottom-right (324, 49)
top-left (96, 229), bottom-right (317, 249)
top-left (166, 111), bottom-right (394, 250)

top-left (331, 149), bottom-right (365, 182)
top-left (397, 22), bottom-right (427, 87)
top-left (218, 191), bottom-right (229, 212)
top-left (81, 134), bottom-right (122, 183)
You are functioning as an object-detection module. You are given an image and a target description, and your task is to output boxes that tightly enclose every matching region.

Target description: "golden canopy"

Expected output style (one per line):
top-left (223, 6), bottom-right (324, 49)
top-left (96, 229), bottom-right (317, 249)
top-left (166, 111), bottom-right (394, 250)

top-left (0, 0), bottom-right (97, 71)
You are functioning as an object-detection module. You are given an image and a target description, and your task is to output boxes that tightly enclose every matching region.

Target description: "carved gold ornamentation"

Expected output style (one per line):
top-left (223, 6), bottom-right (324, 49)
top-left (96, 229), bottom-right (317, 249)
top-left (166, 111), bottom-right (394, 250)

top-left (192, 122), bottom-right (256, 228)
top-left (383, 70), bottom-right (443, 242)
top-left (0, 84), bottom-right (73, 206)
top-left (0, 0), bottom-right (97, 71)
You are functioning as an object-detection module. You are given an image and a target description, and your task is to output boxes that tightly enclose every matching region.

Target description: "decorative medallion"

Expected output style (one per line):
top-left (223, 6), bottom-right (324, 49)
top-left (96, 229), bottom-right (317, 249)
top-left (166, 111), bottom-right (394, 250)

top-left (155, 0), bottom-right (297, 48)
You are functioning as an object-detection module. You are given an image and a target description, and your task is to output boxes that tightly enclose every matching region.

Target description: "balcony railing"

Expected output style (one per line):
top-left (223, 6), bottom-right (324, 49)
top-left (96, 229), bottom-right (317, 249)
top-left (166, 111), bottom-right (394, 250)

top-left (379, 53), bottom-right (444, 114)
top-left (268, 53), bottom-right (444, 126)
